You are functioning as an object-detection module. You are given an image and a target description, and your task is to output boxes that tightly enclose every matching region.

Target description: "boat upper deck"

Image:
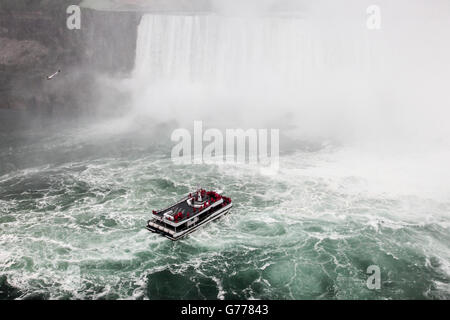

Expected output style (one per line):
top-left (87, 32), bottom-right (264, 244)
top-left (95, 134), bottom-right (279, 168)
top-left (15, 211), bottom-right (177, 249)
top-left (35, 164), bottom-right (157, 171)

top-left (151, 190), bottom-right (231, 228)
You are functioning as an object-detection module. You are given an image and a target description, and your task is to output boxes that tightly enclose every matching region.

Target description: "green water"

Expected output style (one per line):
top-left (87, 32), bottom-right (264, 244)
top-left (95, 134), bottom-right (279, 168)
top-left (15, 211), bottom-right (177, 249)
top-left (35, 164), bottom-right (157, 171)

top-left (0, 113), bottom-right (449, 300)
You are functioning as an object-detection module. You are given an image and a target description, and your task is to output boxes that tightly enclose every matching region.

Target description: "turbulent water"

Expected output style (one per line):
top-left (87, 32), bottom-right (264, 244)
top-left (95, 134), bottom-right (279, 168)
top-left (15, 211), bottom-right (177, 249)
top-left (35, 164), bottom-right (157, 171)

top-left (0, 111), bottom-right (450, 300)
top-left (1, 11), bottom-right (450, 300)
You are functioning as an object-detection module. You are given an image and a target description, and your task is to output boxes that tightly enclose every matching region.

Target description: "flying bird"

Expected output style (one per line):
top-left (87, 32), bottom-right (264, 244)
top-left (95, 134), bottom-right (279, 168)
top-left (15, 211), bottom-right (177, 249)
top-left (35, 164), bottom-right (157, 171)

top-left (46, 69), bottom-right (61, 80)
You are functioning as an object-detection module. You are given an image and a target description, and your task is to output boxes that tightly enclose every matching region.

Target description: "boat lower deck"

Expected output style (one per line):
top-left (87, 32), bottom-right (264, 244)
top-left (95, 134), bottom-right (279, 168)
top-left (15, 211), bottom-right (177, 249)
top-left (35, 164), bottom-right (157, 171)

top-left (147, 203), bottom-right (232, 241)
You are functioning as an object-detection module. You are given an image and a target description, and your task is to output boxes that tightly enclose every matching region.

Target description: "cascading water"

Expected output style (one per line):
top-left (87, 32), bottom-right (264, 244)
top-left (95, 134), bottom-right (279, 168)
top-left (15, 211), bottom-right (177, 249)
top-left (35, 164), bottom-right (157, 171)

top-left (130, 13), bottom-right (382, 136)
top-left (0, 7), bottom-right (449, 300)
top-left (133, 14), bottom-right (372, 86)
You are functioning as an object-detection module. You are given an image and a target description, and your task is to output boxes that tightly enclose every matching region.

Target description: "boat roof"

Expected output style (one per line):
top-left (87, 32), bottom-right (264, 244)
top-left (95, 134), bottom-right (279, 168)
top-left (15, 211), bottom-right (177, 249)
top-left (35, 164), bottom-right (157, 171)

top-left (152, 191), bottom-right (225, 227)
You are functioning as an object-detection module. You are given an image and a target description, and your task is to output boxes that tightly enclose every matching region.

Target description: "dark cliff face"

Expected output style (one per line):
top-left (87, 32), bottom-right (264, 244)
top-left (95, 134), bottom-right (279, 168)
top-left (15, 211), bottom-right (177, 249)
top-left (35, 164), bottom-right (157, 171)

top-left (0, 0), bottom-right (141, 116)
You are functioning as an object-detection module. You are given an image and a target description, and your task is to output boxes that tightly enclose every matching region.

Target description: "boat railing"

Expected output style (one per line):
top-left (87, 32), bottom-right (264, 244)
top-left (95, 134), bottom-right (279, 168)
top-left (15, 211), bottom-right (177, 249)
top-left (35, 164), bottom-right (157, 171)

top-left (152, 198), bottom-right (224, 228)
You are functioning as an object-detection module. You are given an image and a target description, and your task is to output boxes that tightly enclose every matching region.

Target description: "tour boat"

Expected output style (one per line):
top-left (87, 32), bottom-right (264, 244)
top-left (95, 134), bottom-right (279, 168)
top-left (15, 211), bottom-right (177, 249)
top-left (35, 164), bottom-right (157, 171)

top-left (146, 189), bottom-right (232, 241)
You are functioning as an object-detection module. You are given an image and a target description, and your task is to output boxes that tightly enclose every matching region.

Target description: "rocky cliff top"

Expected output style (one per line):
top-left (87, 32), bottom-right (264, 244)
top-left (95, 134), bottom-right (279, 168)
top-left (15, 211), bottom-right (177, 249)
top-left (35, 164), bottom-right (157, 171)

top-left (0, 0), bottom-right (141, 115)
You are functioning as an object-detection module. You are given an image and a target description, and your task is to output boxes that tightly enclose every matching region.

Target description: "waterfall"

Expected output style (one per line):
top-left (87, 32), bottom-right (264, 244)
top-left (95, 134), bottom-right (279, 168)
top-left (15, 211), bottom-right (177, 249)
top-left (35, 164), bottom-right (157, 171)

top-left (133, 14), bottom-right (374, 88)
top-left (130, 13), bottom-right (379, 133)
